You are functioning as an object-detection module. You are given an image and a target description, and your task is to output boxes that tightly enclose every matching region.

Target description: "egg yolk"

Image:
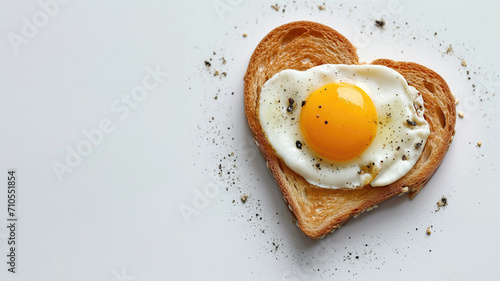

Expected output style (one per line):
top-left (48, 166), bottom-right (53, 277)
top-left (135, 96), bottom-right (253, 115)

top-left (300, 82), bottom-right (377, 161)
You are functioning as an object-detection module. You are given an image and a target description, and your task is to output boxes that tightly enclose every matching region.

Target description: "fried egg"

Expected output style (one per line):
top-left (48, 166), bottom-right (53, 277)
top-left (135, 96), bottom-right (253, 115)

top-left (258, 64), bottom-right (430, 189)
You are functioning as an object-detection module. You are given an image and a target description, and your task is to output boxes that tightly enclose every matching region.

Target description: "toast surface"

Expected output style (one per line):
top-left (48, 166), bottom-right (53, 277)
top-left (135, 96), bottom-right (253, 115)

top-left (244, 21), bottom-right (456, 239)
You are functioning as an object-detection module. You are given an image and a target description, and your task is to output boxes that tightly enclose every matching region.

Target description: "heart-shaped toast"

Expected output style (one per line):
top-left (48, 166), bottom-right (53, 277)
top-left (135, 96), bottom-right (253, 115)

top-left (244, 21), bottom-right (456, 239)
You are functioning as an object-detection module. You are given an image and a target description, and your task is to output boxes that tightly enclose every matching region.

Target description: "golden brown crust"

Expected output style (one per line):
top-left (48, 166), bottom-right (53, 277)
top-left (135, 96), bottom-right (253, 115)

top-left (244, 21), bottom-right (456, 239)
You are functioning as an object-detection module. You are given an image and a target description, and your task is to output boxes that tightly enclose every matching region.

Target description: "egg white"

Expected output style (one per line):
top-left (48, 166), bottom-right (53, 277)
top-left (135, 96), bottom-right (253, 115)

top-left (258, 64), bottom-right (430, 189)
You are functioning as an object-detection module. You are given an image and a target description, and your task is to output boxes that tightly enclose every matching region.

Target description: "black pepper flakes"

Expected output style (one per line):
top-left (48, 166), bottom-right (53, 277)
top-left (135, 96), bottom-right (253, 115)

top-left (402, 155), bottom-right (407, 161)
top-left (324, 120), bottom-right (328, 124)
top-left (441, 197), bottom-right (448, 205)
top-left (415, 140), bottom-right (423, 149)
top-left (296, 141), bottom-right (302, 149)
top-left (301, 100), bottom-right (306, 107)
top-left (375, 19), bottom-right (385, 28)
top-left (287, 98), bottom-right (295, 113)
top-left (204, 61), bottom-right (211, 67)
top-left (407, 119), bottom-right (417, 126)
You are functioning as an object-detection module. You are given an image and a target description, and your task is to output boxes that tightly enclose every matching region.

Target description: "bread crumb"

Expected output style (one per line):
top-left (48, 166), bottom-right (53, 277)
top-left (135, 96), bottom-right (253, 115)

top-left (477, 141), bottom-right (482, 147)
top-left (398, 186), bottom-right (409, 196)
top-left (458, 111), bottom-right (464, 118)
top-left (241, 195), bottom-right (248, 203)
top-left (243, 33), bottom-right (248, 38)
top-left (426, 227), bottom-right (431, 235)
top-left (461, 59), bottom-right (467, 67)
top-left (446, 45), bottom-right (453, 54)
top-left (271, 4), bottom-right (279, 11)
top-left (318, 5), bottom-right (325, 10)
top-left (455, 98), bottom-right (459, 105)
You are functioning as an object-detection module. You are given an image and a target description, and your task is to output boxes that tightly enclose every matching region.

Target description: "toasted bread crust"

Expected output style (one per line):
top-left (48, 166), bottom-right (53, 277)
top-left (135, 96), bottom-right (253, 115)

top-left (244, 21), bottom-right (456, 239)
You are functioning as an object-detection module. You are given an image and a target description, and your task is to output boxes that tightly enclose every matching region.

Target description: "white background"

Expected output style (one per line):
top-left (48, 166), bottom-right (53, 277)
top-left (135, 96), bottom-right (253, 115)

top-left (0, 0), bottom-right (499, 280)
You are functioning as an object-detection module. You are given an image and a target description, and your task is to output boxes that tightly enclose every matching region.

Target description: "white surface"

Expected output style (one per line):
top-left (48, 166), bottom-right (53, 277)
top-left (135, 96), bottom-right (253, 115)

top-left (0, 0), bottom-right (499, 280)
